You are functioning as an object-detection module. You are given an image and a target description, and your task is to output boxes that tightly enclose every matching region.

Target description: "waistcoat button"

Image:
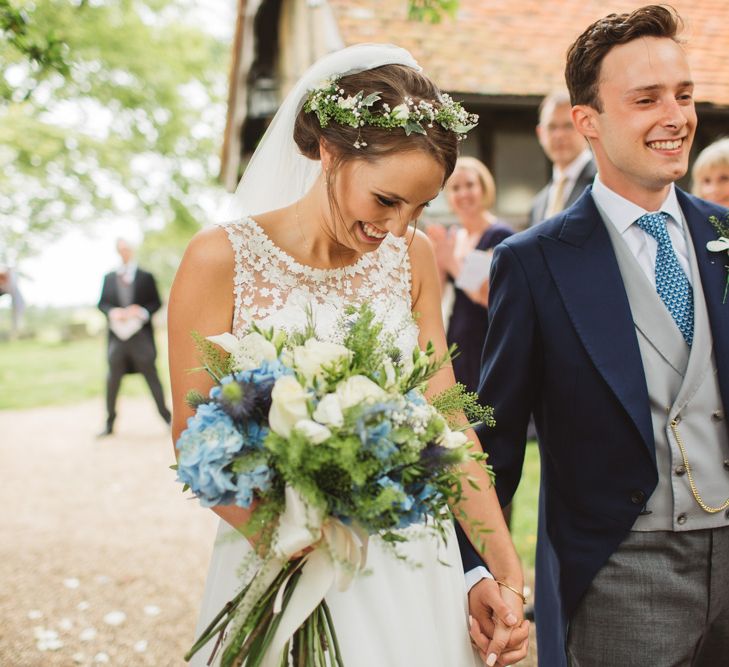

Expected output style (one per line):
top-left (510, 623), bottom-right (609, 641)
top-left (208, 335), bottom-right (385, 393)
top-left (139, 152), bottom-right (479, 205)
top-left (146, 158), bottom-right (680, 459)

top-left (677, 513), bottom-right (687, 525)
top-left (630, 490), bottom-right (646, 505)
top-left (675, 465), bottom-right (687, 476)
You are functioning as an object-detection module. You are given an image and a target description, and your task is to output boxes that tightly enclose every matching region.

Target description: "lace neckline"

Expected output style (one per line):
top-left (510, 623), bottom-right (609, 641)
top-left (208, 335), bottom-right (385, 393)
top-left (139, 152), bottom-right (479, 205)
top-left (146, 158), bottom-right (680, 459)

top-left (244, 216), bottom-right (381, 278)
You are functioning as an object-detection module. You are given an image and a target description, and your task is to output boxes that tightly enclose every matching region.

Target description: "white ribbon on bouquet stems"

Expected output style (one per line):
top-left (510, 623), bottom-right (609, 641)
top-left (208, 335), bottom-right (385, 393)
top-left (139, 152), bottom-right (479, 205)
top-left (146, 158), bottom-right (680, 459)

top-left (228, 485), bottom-right (368, 667)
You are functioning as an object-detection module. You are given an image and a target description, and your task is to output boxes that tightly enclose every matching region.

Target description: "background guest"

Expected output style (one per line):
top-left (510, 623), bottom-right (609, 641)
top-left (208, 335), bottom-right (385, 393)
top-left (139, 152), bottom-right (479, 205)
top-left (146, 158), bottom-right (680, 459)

top-left (691, 137), bottom-right (729, 207)
top-left (530, 91), bottom-right (596, 227)
top-left (427, 157), bottom-right (513, 394)
top-left (97, 238), bottom-right (171, 436)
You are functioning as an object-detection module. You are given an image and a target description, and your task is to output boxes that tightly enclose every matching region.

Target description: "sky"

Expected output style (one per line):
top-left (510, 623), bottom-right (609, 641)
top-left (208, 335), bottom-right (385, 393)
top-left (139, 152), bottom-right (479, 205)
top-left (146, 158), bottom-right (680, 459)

top-left (7, 0), bottom-right (236, 309)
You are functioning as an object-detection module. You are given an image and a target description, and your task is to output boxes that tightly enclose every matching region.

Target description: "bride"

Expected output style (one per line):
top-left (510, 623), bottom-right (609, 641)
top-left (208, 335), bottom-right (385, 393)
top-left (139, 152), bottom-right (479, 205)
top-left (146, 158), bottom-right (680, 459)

top-left (168, 44), bottom-right (527, 667)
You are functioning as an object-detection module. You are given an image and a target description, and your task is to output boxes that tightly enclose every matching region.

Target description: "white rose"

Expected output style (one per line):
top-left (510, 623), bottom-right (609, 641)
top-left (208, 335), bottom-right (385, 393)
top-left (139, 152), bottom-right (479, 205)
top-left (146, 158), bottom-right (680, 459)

top-left (294, 419), bottom-right (332, 444)
top-left (312, 393), bottom-right (344, 427)
top-left (293, 339), bottom-right (352, 382)
top-left (336, 375), bottom-right (387, 410)
top-left (392, 103), bottom-right (410, 122)
top-left (269, 376), bottom-right (309, 438)
top-left (206, 331), bottom-right (277, 371)
top-left (439, 427), bottom-right (469, 450)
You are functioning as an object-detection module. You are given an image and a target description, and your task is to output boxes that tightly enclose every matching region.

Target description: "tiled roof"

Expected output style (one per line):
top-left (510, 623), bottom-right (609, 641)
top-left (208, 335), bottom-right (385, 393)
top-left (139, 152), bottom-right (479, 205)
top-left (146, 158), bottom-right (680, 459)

top-left (328, 0), bottom-right (729, 106)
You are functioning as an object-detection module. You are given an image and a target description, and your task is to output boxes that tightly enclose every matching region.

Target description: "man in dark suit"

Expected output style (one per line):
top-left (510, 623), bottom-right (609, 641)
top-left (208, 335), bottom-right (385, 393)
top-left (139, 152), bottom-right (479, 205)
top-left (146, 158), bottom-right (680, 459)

top-left (529, 91), bottom-right (596, 227)
top-left (466, 6), bottom-right (729, 665)
top-left (97, 238), bottom-right (171, 436)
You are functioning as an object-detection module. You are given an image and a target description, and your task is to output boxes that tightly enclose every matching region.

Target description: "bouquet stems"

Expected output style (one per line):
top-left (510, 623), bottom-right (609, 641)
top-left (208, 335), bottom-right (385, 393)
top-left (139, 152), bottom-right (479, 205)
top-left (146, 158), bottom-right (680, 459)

top-left (185, 557), bottom-right (345, 667)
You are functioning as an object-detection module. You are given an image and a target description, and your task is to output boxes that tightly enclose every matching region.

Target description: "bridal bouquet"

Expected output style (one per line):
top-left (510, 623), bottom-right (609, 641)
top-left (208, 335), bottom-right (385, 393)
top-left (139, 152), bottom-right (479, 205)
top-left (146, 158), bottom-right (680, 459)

top-left (175, 304), bottom-right (492, 667)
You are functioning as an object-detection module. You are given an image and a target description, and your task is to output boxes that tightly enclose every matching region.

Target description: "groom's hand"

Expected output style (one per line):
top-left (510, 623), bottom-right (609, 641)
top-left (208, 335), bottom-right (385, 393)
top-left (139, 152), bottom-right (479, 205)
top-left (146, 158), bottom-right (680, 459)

top-left (468, 578), bottom-right (530, 665)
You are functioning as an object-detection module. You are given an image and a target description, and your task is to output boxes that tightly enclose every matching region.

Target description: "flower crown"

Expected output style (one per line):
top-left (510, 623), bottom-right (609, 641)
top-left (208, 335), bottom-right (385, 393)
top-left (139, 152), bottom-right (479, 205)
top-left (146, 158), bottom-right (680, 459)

top-left (303, 78), bottom-right (478, 148)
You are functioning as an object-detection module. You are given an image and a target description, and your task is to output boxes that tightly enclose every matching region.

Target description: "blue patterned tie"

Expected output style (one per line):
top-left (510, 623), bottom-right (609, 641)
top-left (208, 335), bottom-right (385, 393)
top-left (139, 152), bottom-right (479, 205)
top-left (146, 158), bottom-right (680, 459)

top-left (634, 212), bottom-right (694, 346)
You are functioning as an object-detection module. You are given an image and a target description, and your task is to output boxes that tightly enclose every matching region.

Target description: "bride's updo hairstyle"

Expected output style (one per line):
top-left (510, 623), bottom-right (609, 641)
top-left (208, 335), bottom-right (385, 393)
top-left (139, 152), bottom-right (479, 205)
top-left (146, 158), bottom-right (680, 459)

top-left (294, 64), bottom-right (460, 184)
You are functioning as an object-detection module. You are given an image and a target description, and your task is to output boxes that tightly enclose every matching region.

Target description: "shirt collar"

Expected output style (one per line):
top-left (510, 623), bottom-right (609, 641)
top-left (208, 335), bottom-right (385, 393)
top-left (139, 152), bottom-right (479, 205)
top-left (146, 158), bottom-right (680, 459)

top-left (591, 175), bottom-right (684, 234)
top-left (117, 262), bottom-right (138, 277)
top-left (552, 148), bottom-right (593, 183)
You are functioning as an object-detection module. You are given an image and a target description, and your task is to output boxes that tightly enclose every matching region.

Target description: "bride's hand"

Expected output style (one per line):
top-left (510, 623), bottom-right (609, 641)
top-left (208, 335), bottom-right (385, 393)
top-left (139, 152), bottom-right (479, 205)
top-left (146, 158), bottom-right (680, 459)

top-left (468, 578), bottom-right (529, 665)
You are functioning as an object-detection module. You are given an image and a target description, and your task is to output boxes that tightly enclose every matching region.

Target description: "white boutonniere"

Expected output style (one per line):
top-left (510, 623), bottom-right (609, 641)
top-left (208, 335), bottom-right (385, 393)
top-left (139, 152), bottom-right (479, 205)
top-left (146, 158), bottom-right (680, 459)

top-left (707, 214), bottom-right (729, 304)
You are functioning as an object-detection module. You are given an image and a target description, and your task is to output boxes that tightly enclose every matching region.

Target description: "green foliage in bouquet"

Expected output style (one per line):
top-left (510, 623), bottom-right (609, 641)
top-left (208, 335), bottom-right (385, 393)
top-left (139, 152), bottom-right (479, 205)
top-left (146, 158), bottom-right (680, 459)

top-left (175, 302), bottom-right (495, 667)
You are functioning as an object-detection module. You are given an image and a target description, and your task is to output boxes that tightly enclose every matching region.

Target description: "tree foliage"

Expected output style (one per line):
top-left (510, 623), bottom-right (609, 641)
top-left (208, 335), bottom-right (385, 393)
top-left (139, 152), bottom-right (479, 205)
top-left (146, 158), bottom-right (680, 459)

top-left (407, 0), bottom-right (458, 23)
top-left (0, 0), bottom-right (228, 264)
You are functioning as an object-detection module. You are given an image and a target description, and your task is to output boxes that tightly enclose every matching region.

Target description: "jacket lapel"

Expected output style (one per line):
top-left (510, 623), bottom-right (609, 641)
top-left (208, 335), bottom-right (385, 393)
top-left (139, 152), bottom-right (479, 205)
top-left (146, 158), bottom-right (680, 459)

top-left (677, 190), bottom-right (729, 419)
top-left (539, 188), bottom-right (654, 458)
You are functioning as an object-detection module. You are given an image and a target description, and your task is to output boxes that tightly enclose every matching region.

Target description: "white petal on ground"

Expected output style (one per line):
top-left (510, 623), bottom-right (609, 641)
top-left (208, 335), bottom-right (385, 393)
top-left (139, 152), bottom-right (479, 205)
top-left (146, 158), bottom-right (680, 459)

top-left (77, 601), bottom-right (90, 611)
top-left (143, 605), bottom-right (161, 617)
top-left (95, 575), bottom-right (111, 585)
top-left (37, 637), bottom-right (64, 651)
top-left (63, 578), bottom-right (80, 589)
top-left (58, 618), bottom-right (73, 631)
top-left (28, 610), bottom-right (43, 620)
top-left (79, 627), bottom-right (97, 642)
top-left (133, 640), bottom-right (148, 653)
top-left (93, 652), bottom-right (110, 663)
top-left (72, 653), bottom-right (86, 664)
top-left (103, 610), bottom-right (126, 626)
top-left (34, 628), bottom-right (58, 640)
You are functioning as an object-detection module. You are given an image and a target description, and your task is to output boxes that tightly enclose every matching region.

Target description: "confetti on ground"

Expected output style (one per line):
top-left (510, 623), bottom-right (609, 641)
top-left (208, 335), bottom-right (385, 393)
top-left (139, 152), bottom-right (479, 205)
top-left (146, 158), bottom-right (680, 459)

top-left (72, 653), bottom-right (86, 664)
top-left (79, 627), bottom-right (97, 642)
top-left (95, 575), bottom-right (111, 585)
top-left (58, 617), bottom-right (73, 631)
top-left (93, 652), bottom-right (110, 663)
top-left (103, 610), bottom-right (126, 626)
top-left (134, 639), bottom-right (148, 653)
top-left (77, 601), bottom-right (91, 611)
top-left (143, 604), bottom-right (161, 616)
top-left (34, 628), bottom-right (63, 651)
top-left (63, 578), bottom-right (80, 589)
top-left (27, 610), bottom-right (43, 620)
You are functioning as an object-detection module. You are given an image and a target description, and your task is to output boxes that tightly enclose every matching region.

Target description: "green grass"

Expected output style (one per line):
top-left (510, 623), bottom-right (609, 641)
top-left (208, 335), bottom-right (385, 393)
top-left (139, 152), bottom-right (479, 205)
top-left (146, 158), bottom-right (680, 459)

top-left (0, 335), bottom-right (170, 410)
top-left (510, 442), bottom-right (540, 570)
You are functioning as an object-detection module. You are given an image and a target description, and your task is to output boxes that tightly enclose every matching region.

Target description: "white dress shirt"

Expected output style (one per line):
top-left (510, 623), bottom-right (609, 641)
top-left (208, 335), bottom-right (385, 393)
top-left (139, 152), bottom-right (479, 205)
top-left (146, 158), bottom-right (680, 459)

top-left (591, 176), bottom-right (693, 286)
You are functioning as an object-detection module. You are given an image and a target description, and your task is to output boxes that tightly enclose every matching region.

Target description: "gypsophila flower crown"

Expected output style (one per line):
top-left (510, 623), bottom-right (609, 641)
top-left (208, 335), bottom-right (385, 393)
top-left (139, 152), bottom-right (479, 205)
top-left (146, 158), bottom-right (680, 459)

top-left (304, 78), bottom-right (479, 148)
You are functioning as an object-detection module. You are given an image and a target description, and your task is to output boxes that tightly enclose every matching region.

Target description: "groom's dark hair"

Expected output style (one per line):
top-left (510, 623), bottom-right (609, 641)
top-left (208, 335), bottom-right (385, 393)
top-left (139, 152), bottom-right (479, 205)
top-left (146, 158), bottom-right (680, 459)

top-left (565, 4), bottom-right (683, 112)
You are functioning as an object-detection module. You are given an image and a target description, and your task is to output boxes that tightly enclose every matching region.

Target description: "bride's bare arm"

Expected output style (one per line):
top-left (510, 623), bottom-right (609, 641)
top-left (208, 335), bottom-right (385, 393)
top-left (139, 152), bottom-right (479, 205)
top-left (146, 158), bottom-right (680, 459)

top-left (408, 228), bottom-right (522, 583)
top-left (167, 226), bottom-right (256, 533)
top-left (409, 228), bottom-right (529, 664)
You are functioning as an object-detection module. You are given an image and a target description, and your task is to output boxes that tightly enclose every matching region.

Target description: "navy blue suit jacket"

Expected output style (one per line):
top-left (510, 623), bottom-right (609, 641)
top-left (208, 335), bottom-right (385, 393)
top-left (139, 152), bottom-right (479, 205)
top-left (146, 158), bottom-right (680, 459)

top-left (461, 187), bottom-right (729, 666)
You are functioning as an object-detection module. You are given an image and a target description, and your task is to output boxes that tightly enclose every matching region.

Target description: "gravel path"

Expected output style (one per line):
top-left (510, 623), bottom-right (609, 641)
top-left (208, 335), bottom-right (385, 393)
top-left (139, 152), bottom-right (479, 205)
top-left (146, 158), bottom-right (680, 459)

top-left (1, 397), bottom-right (218, 666)
top-left (0, 397), bottom-right (537, 666)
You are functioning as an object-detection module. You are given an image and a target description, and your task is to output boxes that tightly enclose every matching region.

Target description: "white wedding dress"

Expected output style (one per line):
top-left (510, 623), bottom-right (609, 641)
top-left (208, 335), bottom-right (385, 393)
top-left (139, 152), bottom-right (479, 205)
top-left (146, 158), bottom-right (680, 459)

top-left (190, 217), bottom-right (479, 667)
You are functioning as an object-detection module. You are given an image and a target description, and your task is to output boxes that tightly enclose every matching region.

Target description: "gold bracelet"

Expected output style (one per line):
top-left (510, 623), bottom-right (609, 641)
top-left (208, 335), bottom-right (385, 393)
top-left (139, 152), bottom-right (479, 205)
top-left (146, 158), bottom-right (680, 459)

top-left (496, 580), bottom-right (527, 605)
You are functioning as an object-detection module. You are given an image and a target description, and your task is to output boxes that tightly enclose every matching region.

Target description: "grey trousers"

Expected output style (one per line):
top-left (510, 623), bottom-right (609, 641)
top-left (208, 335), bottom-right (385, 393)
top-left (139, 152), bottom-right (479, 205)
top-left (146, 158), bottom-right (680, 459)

top-left (567, 526), bottom-right (729, 667)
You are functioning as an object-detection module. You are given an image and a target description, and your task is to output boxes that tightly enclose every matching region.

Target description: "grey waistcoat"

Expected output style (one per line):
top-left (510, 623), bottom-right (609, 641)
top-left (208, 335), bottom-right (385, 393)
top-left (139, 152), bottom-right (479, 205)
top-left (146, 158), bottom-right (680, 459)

top-left (599, 207), bottom-right (729, 531)
top-left (116, 274), bottom-right (134, 308)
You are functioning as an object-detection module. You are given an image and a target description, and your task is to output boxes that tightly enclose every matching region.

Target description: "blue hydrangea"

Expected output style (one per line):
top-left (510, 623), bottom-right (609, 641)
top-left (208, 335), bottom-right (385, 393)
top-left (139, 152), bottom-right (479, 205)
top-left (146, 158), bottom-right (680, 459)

top-left (241, 421), bottom-right (269, 451)
top-left (235, 464), bottom-right (273, 508)
top-left (357, 403), bottom-right (399, 460)
top-left (237, 359), bottom-right (293, 385)
top-left (377, 476), bottom-right (415, 527)
top-left (176, 405), bottom-right (245, 507)
top-left (405, 390), bottom-right (427, 407)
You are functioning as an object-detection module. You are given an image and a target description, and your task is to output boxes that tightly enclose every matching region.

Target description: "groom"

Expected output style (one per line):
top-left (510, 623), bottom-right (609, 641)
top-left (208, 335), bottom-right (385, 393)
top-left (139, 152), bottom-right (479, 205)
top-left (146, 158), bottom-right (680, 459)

top-left (465, 5), bottom-right (729, 666)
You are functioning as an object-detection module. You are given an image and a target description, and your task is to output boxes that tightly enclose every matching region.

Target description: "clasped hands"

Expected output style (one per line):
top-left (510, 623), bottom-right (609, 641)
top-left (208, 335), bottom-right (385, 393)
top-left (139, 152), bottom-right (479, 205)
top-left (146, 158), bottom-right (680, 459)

top-left (109, 305), bottom-right (147, 322)
top-left (468, 578), bottom-right (530, 666)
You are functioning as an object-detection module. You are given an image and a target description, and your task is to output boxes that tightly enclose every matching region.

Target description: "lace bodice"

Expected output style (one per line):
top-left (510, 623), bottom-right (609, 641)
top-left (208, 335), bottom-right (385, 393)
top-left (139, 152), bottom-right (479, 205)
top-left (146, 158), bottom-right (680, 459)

top-left (220, 217), bottom-right (420, 356)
